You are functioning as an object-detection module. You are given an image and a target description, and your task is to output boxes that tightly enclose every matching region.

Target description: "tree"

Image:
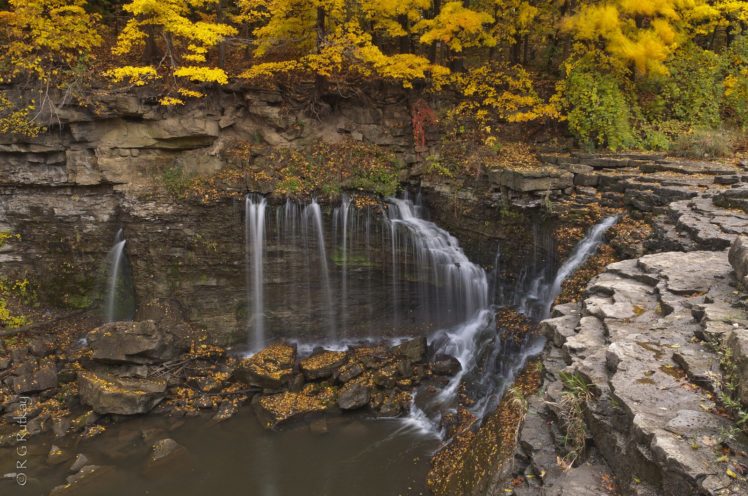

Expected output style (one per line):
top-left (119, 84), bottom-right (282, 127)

top-left (0, 0), bottom-right (102, 83)
top-left (562, 0), bottom-right (718, 76)
top-left (107, 0), bottom-right (238, 104)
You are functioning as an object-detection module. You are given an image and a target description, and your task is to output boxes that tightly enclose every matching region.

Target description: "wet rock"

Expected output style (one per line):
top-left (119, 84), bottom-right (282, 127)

top-left (234, 342), bottom-right (296, 389)
top-left (69, 454), bottom-right (89, 472)
top-left (49, 465), bottom-right (117, 496)
top-left (47, 444), bottom-right (71, 465)
top-left (253, 384), bottom-right (336, 429)
top-left (337, 382), bottom-right (370, 410)
top-left (393, 337), bottom-right (427, 363)
top-left (78, 371), bottom-right (167, 415)
top-left (12, 361), bottom-right (57, 393)
top-left (212, 399), bottom-right (238, 422)
top-left (336, 361), bottom-right (364, 382)
top-left (430, 354), bottom-right (462, 376)
top-left (299, 350), bottom-right (348, 380)
top-left (86, 320), bottom-right (178, 365)
top-left (52, 416), bottom-right (72, 437)
top-left (146, 438), bottom-right (188, 472)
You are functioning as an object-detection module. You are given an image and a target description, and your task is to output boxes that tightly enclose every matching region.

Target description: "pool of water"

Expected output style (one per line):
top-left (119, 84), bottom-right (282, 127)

top-left (1, 409), bottom-right (440, 496)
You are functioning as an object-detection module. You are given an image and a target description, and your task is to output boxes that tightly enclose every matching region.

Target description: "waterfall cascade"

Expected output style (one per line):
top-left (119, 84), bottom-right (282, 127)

top-left (245, 195), bottom-right (267, 351)
top-left (103, 228), bottom-right (133, 323)
top-left (240, 194), bottom-right (616, 439)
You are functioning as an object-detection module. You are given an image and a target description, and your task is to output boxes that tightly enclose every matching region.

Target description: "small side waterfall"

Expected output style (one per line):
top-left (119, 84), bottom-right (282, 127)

top-left (540, 215), bottom-right (618, 318)
top-left (505, 215), bottom-right (618, 320)
top-left (104, 228), bottom-right (132, 323)
top-left (245, 195), bottom-right (267, 351)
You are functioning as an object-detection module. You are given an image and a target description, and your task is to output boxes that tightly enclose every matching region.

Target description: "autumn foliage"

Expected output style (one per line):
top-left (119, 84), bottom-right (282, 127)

top-left (0, 1), bottom-right (746, 149)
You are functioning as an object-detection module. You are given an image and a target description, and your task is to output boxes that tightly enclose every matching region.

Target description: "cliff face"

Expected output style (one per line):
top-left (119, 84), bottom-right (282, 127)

top-left (0, 87), bottom-right (418, 343)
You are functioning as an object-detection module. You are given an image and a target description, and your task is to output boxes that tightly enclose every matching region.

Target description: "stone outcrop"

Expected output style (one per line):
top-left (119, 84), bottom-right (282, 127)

top-left (86, 320), bottom-right (179, 364)
top-left (512, 247), bottom-right (748, 496)
top-left (77, 371), bottom-right (167, 415)
top-left (234, 343), bottom-right (297, 389)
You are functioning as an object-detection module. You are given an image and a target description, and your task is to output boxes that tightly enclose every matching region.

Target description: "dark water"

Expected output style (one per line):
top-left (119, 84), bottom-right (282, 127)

top-left (1, 410), bottom-right (439, 496)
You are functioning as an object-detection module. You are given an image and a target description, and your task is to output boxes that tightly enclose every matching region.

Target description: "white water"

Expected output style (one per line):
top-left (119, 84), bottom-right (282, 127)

top-left (104, 229), bottom-right (126, 323)
top-left (305, 199), bottom-right (337, 341)
top-left (541, 215), bottom-right (618, 318)
top-left (245, 195), bottom-right (267, 351)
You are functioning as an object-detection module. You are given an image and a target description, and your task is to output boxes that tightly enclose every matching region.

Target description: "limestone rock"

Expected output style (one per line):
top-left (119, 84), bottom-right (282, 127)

top-left (77, 371), bottom-right (167, 415)
top-left (49, 465), bottom-right (117, 496)
top-left (727, 328), bottom-right (748, 406)
top-left (234, 342), bottom-right (297, 389)
top-left (337, 382), bottom-right (370, 410)
top-left (392, 337), bottom-right (427, 363)
top-left (12, 361), bottom-right (57, 393)
top-left (253, 384), bottom-right (336, 429)
top-left (86, 320), bottom-right (178, 365)
top-left (729, 235), bottom-right (748, 287)
top-left (300, 350), bottom-right (348, 380)
top-left (430, 354), bottom-right (462, 376)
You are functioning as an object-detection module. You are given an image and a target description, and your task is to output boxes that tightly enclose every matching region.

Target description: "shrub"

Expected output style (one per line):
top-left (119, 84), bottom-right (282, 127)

top-left (561, 65), bottom-right (635, 150)
top-left (723, 37), bottom-right (748, 129)
top-left (671, 128), bottom-right (734, 158)
top-left (657, 44), bottom-right (723, 129)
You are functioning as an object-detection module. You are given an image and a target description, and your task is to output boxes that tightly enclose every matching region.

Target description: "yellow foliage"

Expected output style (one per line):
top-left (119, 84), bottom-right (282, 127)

top-left (0, 0), bottom-right (102, 82)
top-left (0, 93), bottom-right (43, 137)
top-left (159, 96), bottom-right (185, 106)
top-left (416, 2), bottom-right (496, 52)
top-left (111, 0), bottom-right (236, 88)
top-left (104, 66), bottom-right (159, 86)
top-left (563, 0), bottom-right (718, 75)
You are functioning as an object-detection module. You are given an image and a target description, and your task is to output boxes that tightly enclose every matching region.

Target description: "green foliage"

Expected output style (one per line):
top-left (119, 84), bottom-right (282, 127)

top-left (723, 36), bottom-right (748, 129)
top-left (560, 64), bottom-right (635, 150)
top-left (656, 44), bottom-right (723, 129)
top-left (161, 165), bottom-right (193, 199)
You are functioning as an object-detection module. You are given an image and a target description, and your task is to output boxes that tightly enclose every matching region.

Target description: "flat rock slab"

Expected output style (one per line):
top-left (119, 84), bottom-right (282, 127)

top-left (77, 371), bottom-right (167, 415)
top-left (234, 342), bottom-right (297, 389)
top-left (86, 320), bottom-right (178, 365)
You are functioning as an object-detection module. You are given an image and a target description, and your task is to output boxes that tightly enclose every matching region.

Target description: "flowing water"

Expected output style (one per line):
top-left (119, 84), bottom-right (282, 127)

top-left (103, 228), bottom-right (134, 323)
top-left (245, 194), bottom-right (267, 350)
top-left (42, 196), bottom-right (620, 495)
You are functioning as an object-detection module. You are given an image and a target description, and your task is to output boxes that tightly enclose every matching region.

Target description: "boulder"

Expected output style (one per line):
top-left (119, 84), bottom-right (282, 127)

top-left (299, 350), bottom-right (348, 380)
top-left (234, 342), bottom-right (297, 389)
top-left (430, 354), bottom-right (462, 376)
top-left (86, 320), bottom-right (178, 365)
top-left (253, 384), bottom-right (336, 429)
top-left (336, 361), bottom-right (364, 382)
top-left (727, 328), bottom-right (748, 406)
top-left (77, 371), bottom-right (167, 415)
top-left (49, 465), bottom-right (118, 496)
top-left (337, 382), bottom-right (370, 410)
top-left (729, 235), bottom-right (748, 287)
top-left (143, 438), bottom-right (191, 478)
top-left (392, 337), bottom-right (427, 363)
top-left (69, 454), bottom-right (89, 472)
top-left (12, 361), bottom-right (57, 393)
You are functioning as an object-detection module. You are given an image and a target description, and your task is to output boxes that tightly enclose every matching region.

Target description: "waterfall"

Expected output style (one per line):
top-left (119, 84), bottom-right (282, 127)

top-left (104, 228), bottom-right (129, 323)
top-left (338, 195), bottom-right (352, 335)
top-left (304, 199), bottom-right (337, 341)
top-left (385, 197), bottom-right (493, 435)
top-left (509, 216), bottom-right (617, 320)
top-left (540, 215), bottom-right (618, 318)
top-left (245, 194), bottom-right (267, 351)
top-left (387, 198), bottom-right (488, 323)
